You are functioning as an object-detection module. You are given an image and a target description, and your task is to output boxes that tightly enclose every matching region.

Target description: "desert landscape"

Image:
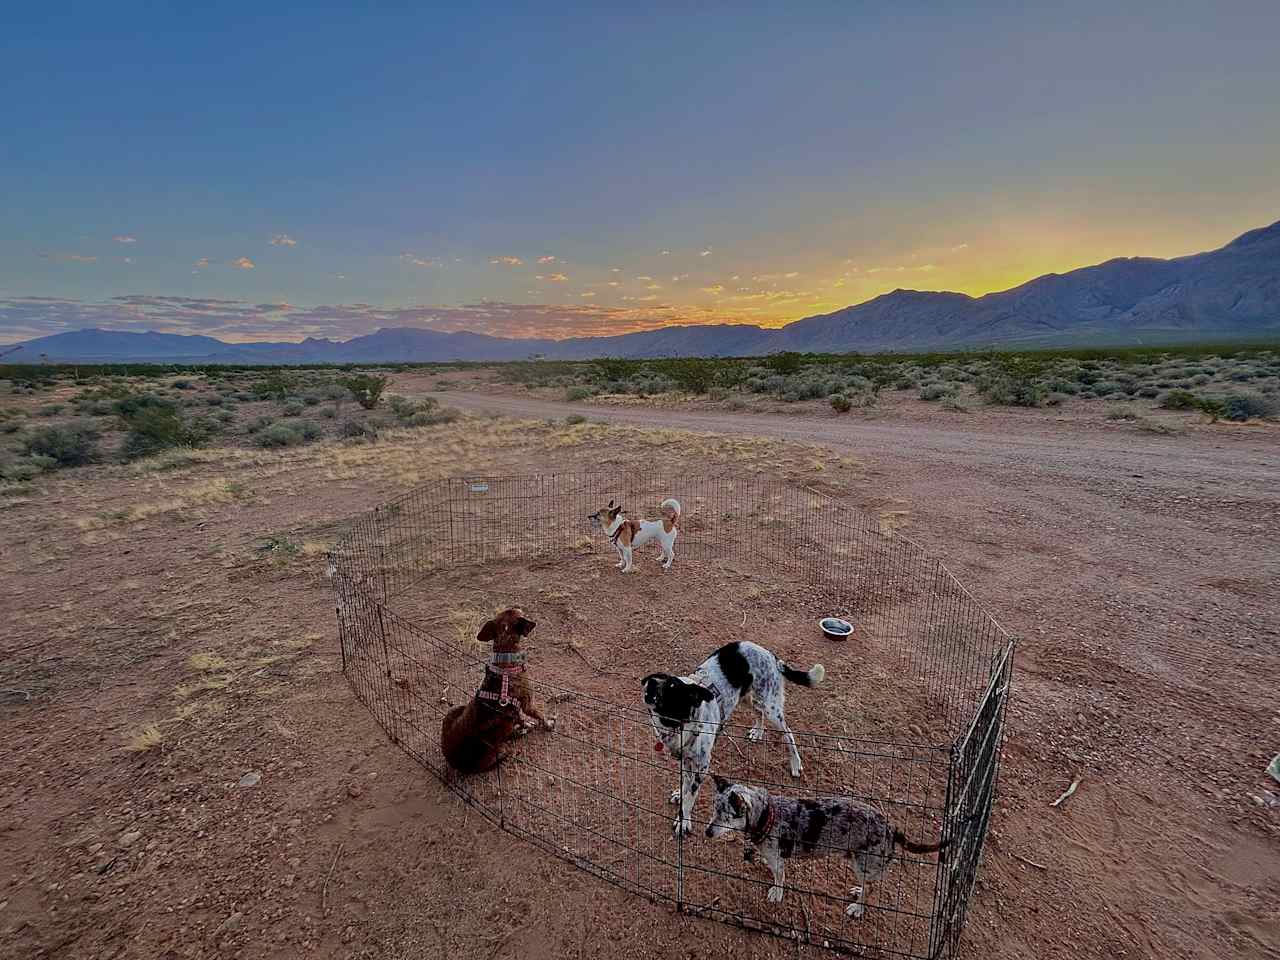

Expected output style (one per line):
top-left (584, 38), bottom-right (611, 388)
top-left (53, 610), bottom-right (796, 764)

top-left (1, 355), bottom-right (1277, 959)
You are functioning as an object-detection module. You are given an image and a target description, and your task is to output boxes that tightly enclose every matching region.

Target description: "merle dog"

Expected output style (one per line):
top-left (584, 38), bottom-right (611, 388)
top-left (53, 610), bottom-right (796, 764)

top-left (642, 640), bottom-right (824, 835)
top-left (705, 777), bottom-right (956, 915)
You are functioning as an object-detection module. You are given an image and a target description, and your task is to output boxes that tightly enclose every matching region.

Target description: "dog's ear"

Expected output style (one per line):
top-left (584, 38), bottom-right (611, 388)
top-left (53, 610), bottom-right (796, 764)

top-left (515, 614), bottom-right (536, 636)
top-left (728, 789), bottom-right (745, 816)
top-left (712, 774), bottom-right (729, 792)
top-left (607, 499), bottom-right (615, 509)
top-left (610, 505), bottom-right (622, 520)
top-left (476, 617), bottom-right (500, 645)
top-left (694, 685), bottom-right (715, 704)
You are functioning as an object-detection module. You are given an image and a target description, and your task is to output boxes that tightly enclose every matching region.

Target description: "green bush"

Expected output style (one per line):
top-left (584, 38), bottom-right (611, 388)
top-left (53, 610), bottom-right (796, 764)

top-left (0, 460), bottom-right (42, 481)
top-left (336, 374), bottom-right (389, 410)
top-left (407, 408), bottom-right (458, 427)
top-left (23, 424), bottom-right (100, 467)
top-left (829, 394), bottom-right (852, 413)
top-left (280, 399), bottom-right (305, 417)
top-left (121, 406), bottom-right (207, 461)
top-left (918, 383), bottom-right (957, 401)
top-left (340, 418), bottom-right (379, 440)
top-left (36, 403), bottom-right (65, 417)
top-left (565, 386), bottom-right (593, 401)
top-left (1222, 391), bottom-right (1278, 422)
top-left (1105, 404), bottom-right (1138, 421)
top-left (173, 379), bottom-right (194, 390)
top-left (251, 371), bottom-right (296, 400)
top-left (298, 421), bottom-right (324, 441)
top-left (564, 414), bottom-right (587, 425)
top-left (253, 423), bottom-right (304, 448)
top-left (1158, 389), bottom-right (1199, 410)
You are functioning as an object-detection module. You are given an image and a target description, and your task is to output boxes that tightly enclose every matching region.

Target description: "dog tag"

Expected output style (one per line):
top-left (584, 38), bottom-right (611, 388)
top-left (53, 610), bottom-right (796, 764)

top-left (469, 482), bottom-right (489, 493)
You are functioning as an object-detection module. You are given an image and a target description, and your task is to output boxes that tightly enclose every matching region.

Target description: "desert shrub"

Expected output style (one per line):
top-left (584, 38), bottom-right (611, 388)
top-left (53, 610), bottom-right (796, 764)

top-left (280, 399), bottom-right (305, 417)
top-left (113, 392), bottom-right (174, 419)
top-left (36, 403), bottom-right (66, 417)
top-left (978, 373), bottom-right (1046, 407)
top-left (1136, 386), bottom-right (1160, 398)
top-left (941, 393), bottom-right (973, 412)
top-left (121, 406), bottom-right (208, 460)
top-left (764, 352), bottom-right (804, 375)
top-left (1159, 389), bottom-right (1199, 410)
top-left (205, 394), bottom-right (223, 406)
top-left (340, 418), bottom-right (379, 440)
top-left (0, 460), bottom-right (43, 481)
top-left (707, 387), bottom-right (729, 402)
top-left (1090, 381), bottom-right (1125, 397)
top-left (1137, 416), bottom-right (1185, 435)
top-left (1222, 391), bottom-right (1278, 422)
top-left (565, 386), bottom-right (593, 401)
top-left (0, 481), bottom-right (33, 497)
top-left (336, 373), bottom-right (389, 409)
top-left (407, 408), bottom-right (458, 427)
top-left (251, 371), bottom-right (296, 400)
top-left (214, 409), bottom-right (235, 424)
top-left (829, 394), bottom-right (852, 413)
top-left (23, 424), bottom-right (100, 467)
top-left (726, 397), bottom-right (748, 411)
top-left (1105, 404), bottom-right (1138, 420)
top-left (297, 420), bottom-right (324, 441)
top-left (246, 415), bottom-right (275, 434)
top-left (173, 379), bottom-right (194, 390)
top-left (253, 423), bottom-right (304, 448)
top-left (1190, 374), bottom-right (1211, 386)
top-left (919, 382), bottom-right (957, 401)
top-left (564, 414), bottom-right (587, 425)
top-left (318, 406), bottom-right (337, 419)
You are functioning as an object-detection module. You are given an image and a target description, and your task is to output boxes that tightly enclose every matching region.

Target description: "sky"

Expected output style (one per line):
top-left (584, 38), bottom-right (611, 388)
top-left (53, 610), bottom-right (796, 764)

top-left (2, 2), bottom-right (1278, 346)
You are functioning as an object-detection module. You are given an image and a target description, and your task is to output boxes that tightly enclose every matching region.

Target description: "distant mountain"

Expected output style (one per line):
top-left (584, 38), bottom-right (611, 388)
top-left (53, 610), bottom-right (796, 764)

top-left (7, 220), bottom-right (1279, 363)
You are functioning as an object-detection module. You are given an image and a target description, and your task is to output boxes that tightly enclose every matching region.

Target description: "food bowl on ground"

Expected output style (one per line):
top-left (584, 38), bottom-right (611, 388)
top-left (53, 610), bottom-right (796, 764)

top-left (819, 617), bottom-right (854, 641)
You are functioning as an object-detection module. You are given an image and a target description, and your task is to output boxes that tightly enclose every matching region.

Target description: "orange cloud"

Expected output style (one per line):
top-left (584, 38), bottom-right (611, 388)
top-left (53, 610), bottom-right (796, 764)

top-left (536, 272), bottom-right (568, 282)
top-left (231, 257), bottom-right (256, 270)
top-left (490, 256), bottom-right (524, 266)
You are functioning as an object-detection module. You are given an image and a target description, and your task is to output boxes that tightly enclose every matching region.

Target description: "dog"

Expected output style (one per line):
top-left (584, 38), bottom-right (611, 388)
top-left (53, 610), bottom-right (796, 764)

top-left (641, 640), bottom-right (824, 835)
top-left (589, 498), bottom-right (681, 572)
top-left (705, 777), bottom-right (956, 915)
top-left (440, 607), bottom-right (555, 774)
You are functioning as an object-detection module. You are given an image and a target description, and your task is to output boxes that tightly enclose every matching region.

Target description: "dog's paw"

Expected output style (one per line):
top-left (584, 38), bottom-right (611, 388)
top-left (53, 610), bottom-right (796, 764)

top-left (789, 758), bottom-right (803, 778)
top-left (747, 726), bottom-right (764, 743)
top-left (543, 717), bottom-right (557, 731)
top-left (669, 789), bottom-right (682, 805)
top-left (672, 816), bottom-right (693, 837)
top-left (845, 885), bottom-right (865, 918)
top-left (767, 885), bottom-right (784, 903)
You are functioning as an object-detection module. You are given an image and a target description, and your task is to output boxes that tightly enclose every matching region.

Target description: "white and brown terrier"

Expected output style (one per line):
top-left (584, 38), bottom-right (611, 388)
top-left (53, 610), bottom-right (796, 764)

top-left (589, 498), bottom-right (681, 572)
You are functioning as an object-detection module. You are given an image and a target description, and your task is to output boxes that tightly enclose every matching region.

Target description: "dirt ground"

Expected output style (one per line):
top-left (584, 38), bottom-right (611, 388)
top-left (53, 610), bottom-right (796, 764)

top-left (2, 374), bottom-right (1277, 960)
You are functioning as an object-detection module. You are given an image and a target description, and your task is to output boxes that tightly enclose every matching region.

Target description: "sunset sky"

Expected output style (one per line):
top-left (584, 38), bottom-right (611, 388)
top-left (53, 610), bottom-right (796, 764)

top-left (2, 3), bottom-right (1278, 345)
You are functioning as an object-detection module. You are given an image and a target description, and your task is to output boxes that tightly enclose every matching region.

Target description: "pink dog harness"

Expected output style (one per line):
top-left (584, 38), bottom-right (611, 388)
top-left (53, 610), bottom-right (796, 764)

top-left (477, 661), bottom-right (524, 708)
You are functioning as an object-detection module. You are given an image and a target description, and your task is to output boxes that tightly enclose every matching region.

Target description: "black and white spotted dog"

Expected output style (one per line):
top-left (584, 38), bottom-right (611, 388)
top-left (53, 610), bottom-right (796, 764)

top-left (705, 777), bottom-right (955, 915)
top-left (642, 641), bottom-right (825, 836)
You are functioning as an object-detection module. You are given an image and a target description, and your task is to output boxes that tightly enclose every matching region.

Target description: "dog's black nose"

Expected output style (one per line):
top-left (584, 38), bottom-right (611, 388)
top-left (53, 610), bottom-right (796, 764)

top-left (704, 826), bottom-right (714, 838)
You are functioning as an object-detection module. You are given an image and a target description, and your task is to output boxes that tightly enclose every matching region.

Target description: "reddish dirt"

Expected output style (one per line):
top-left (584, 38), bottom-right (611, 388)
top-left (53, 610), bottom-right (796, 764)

top-left (1, 381), bottom-right (1277, 960)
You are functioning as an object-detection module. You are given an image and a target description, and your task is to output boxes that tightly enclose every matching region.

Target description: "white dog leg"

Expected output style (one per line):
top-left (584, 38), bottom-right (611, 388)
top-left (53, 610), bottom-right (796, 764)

top-left (765, 707), bottom-right (803, 777)
top-left (845, 885), bottom-right (865, 919)
top-left (764, 850), bottom-right (785, 903)
top-left (621, 545), bottom-right (634, 572)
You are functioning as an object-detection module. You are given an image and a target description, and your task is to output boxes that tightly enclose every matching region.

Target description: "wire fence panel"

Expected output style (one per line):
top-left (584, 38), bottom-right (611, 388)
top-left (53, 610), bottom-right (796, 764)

top-left (329, 472), bottom-right (1014, 958)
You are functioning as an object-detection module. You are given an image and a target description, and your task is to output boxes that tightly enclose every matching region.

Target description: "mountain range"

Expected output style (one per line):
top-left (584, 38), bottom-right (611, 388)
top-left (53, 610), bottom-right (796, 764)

top-left (6, 220), bottom-right (1278, 363)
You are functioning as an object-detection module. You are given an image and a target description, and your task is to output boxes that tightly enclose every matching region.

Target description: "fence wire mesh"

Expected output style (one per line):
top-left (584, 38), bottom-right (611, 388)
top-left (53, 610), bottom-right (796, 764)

top-left (329, 472), bottom-right (1013, 958)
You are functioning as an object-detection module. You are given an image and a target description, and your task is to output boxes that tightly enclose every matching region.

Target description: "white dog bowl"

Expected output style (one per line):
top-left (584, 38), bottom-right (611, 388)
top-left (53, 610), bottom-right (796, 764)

top-left (819, 617), bottom-right (854, 641)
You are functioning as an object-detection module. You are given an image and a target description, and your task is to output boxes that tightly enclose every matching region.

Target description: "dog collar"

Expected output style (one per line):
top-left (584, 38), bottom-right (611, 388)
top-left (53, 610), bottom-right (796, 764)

top-left (490, 651), bottom-right (526, 665)
top-left (478, 662), bottom-right (524, 707)
top-left (748, 799), bottom-right (778, 844)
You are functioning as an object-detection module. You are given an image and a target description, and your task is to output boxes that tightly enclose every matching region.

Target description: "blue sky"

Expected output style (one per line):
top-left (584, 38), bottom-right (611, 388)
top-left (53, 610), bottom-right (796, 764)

top-left (2, 2), bottom-right (1278, 343)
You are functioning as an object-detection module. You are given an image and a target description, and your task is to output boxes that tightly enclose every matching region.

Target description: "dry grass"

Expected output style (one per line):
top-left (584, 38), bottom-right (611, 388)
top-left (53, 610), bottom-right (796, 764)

top-left (123, 723), bottom-right (165, 753)
top-left (189, 652), bottom-right (228, 671)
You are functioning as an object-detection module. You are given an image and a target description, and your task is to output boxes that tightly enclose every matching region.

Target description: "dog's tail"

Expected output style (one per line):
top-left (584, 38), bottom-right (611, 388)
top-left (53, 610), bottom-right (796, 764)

top-left (893, 813), bottom-right (980, 854)
top-left (778, 661), bottom-right (825, 687)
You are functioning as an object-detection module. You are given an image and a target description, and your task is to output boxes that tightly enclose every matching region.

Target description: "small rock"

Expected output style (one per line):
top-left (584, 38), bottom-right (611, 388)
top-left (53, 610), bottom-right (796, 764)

top-left (87, 843), bottom-right (103, 855)
top-left (118, 831), bottom-right (142, 848)
top-left (346, 782), bottom-right (363, 799)
top-left (238, 772), bottom-right (262, 788)
top-left (216, 911), bottom-right (243, 935)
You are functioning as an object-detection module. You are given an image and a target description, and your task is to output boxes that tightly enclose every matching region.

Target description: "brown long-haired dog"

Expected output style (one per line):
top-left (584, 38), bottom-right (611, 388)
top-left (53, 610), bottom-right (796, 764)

top-left (440, 607), bottom-right (555, 774)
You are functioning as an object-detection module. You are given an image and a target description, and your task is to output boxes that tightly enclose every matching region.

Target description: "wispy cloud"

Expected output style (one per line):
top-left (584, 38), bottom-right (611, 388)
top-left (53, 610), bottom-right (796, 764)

top-left (536, 255), bottom-right (558, 264)
top-left (40, 252), bottom-right (97, 263)
top-left (270, 233), bottom-right (298, 247)
top-left (702, 284), bottom-right (724, 295)
top-left (659, 249), bottom-right (671, 256)
top-left (635, 275), bottom-right (653, 282)
top-left (536, 273), bottom-right (568, 282)
top-left (490, 256), bottom-right (524, 266)
top-left (194, 257), bottom-right (210, 269)
top-left (699, 248), bottom-right (712, 257)
top-left (231, 257), bottom-right (256, 270)
top-left (579, 291), bottom-right (596, 298)
top-left (950, 243), bottom-right (969, 253)
top-left (113, 235), bottom-right (137, 244)
top-left (866, 263), bottom-right (936, 274)
top-left (400, 253), bottom-right (442, 267)
top-left (621, 294), bottom-right (660, 302)
top-left (122, 257), bottom-right (135, 264)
